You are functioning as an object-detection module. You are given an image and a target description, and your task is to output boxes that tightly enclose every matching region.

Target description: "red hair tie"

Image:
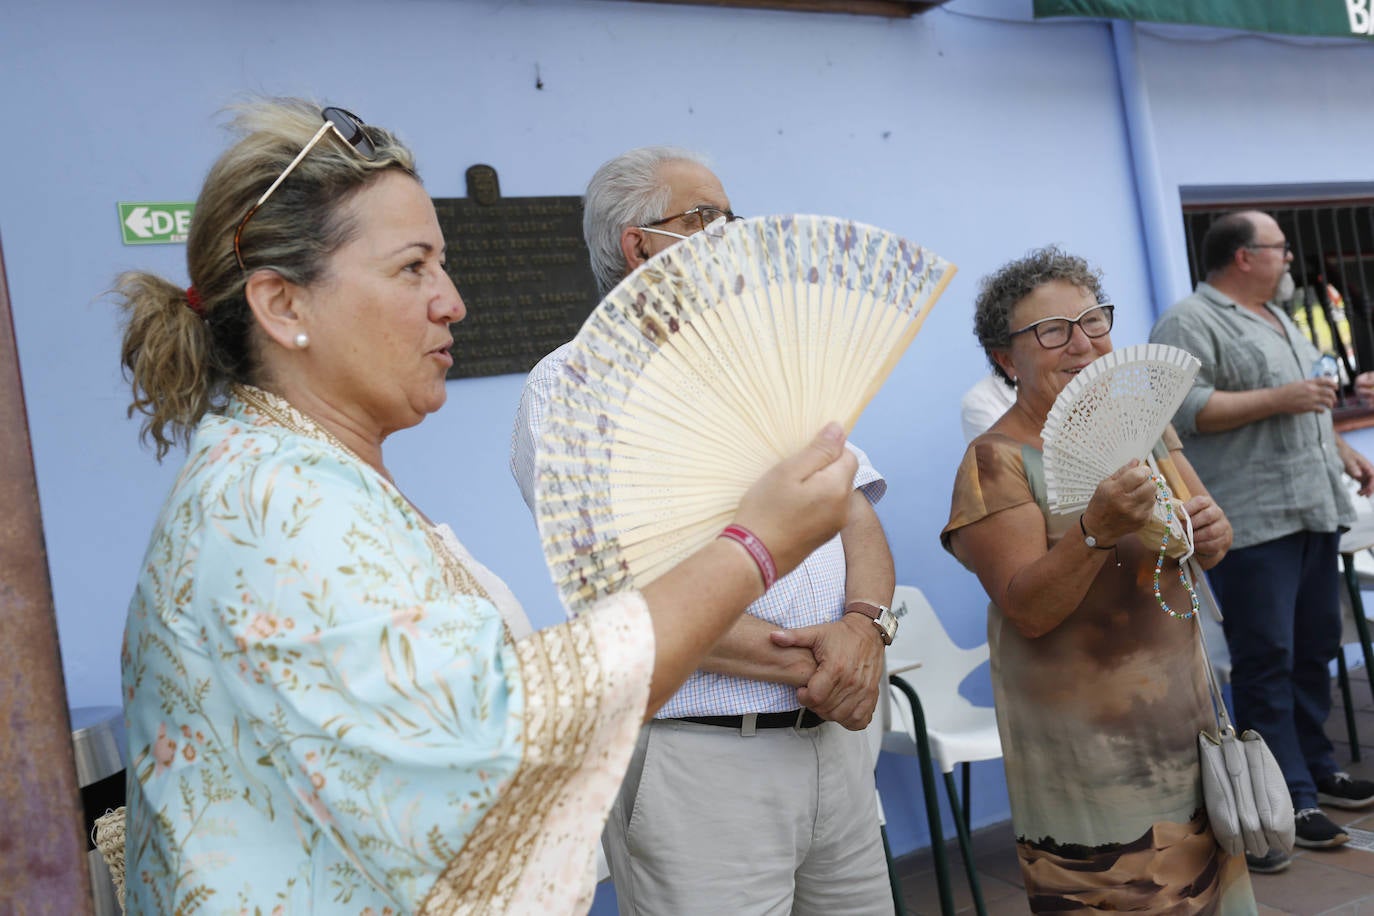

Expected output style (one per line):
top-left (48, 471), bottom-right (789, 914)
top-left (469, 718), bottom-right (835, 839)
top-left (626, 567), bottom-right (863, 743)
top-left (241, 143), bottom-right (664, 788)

top-left (185, 286), bottom-right (205, 317)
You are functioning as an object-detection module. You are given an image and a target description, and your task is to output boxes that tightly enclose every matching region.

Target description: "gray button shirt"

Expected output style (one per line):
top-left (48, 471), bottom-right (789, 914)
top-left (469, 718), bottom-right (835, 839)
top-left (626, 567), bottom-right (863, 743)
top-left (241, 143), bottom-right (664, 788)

top-left (1149, 281), bottom-right (1353, 549)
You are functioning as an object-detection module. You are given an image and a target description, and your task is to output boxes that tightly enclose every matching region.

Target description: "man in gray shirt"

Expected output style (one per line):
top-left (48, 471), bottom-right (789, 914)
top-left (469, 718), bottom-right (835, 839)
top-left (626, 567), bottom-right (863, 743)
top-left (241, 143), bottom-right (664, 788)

top-left (1151, 210), bottom-right (1374, 872)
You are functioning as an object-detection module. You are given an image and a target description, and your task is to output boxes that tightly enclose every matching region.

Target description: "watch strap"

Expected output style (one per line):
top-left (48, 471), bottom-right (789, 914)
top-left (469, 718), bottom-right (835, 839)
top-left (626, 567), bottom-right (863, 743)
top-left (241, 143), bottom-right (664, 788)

top-left (843, 600), bottom-right (884, 620)
top-left (844, 600), bottom-right (895, 646)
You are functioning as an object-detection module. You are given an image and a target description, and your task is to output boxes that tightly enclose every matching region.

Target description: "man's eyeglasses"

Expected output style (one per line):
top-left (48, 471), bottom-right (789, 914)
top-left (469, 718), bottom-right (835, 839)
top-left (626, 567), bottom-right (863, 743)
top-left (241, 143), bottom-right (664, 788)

top-left (1247, 241), bottom-right (1292, 254)
top-left (233, 106), bottom-right (376, 270)
top-left (640, 206), bottom-right (740, 240)
top-left (1009, 304), bottom-right (1115, 349)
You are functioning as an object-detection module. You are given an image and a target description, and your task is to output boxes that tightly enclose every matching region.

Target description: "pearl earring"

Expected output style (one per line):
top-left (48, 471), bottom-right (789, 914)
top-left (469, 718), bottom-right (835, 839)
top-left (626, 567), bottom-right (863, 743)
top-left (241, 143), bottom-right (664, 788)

top-left (294, 332), bottom-right (310, 349)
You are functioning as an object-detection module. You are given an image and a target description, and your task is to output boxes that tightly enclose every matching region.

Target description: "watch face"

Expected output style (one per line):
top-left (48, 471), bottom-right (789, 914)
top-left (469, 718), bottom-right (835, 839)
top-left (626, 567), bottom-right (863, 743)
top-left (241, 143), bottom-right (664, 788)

top-left (875, 609), bottom-right (897, 644)
top-left (846, 603), bottom-right (896, 644)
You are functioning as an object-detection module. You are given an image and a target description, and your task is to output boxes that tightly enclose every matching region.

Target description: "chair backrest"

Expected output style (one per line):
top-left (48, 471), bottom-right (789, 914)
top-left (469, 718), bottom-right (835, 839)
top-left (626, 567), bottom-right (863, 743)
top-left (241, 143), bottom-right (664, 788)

top-left (888, 584), bottom-right (989, 702)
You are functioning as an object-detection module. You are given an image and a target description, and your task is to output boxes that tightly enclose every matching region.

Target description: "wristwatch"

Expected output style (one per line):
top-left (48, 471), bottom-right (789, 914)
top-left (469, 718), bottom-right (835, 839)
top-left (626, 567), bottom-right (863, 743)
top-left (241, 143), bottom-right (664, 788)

top-left (844, 600), bottom-right (898, 646)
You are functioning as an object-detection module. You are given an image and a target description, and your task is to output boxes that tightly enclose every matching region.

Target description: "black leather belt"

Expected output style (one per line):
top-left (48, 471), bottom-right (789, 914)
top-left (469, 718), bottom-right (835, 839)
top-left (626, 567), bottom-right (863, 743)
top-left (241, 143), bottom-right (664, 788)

top-left (677, 709), bottom-right (825, 729)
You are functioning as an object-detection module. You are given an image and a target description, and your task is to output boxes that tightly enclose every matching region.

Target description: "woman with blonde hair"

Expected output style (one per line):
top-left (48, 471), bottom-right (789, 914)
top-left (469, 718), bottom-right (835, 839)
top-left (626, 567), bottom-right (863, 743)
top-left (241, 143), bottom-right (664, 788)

top-left (116, 98), bottom-right (856, 914)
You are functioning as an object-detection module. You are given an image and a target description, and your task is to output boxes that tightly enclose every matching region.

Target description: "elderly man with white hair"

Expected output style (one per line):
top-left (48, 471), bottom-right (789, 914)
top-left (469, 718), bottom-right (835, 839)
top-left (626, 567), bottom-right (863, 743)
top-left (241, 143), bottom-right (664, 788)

top-left (510, 147), bottom-right (897, 915)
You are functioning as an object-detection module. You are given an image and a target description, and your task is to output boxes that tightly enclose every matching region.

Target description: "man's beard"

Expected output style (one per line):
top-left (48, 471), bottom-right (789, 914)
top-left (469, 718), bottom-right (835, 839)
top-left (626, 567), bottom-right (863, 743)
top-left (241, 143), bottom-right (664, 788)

top-left (1272, 270), bottom-right (1295, 306)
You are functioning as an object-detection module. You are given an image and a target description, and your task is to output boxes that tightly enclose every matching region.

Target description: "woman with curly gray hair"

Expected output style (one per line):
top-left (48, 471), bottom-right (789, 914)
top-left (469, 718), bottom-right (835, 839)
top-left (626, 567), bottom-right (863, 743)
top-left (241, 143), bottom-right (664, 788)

top-left (940, 247), bottom-right (1255, 910)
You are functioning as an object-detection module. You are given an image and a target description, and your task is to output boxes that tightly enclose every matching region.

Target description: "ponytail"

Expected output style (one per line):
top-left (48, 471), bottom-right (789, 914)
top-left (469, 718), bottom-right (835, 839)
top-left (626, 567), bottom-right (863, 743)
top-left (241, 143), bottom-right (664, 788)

top-left (115, 272), bottom-right (216, 460)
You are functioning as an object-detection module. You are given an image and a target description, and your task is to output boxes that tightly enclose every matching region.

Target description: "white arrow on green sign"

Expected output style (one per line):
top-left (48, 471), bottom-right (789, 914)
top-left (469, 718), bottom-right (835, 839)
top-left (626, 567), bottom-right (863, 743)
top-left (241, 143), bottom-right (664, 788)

top-left (119, 202), bottom-right (195, 245)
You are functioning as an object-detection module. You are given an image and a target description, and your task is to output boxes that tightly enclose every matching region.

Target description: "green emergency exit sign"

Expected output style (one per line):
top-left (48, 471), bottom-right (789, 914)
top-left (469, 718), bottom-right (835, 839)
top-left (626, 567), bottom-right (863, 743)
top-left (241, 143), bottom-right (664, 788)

top-left (119, 202), bottom-right (195, 245)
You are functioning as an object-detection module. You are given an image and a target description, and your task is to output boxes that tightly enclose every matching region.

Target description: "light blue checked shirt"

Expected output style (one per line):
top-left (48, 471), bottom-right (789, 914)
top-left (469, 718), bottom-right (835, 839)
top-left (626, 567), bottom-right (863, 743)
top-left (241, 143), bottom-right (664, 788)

top-left (510, 342), bottom-right (886, 717)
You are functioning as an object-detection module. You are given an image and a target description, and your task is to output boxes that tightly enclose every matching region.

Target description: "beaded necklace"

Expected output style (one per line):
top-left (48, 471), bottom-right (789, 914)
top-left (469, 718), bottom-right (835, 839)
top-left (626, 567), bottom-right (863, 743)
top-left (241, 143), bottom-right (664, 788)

top-left (1149, 472), bottom-right (1199, 620)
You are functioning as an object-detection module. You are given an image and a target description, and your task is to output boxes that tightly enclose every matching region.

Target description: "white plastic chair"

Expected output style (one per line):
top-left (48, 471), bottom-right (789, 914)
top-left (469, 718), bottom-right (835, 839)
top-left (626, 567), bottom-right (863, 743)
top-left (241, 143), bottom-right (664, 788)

top-left (1335, 509), bottom-right (1374, 760)
top-left (882, 584), bottom-right (1002, 916)
top-left (595, 840), bottom-right (610, 884)
top-left (863, 702), bottom-right (907, 914)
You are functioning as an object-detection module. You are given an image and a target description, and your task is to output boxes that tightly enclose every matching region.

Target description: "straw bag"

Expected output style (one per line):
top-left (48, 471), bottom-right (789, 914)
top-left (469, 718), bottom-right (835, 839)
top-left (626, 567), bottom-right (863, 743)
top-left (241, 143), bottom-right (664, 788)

top-left (1189, 559), bottom-right (1295, 858)
top-left (93, 806), bottom-right (127, 912)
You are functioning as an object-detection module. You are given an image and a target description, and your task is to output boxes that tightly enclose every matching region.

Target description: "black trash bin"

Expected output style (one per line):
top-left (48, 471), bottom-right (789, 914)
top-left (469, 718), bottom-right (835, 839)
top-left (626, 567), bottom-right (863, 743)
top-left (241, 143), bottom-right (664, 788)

top-left (71, 706), bottom-right (126, 915)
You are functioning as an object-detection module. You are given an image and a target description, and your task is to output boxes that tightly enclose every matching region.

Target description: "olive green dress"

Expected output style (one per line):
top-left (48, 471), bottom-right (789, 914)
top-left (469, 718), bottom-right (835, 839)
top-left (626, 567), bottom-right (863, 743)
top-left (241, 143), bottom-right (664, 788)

top-left (942, 430), bottom-right (1256, 914)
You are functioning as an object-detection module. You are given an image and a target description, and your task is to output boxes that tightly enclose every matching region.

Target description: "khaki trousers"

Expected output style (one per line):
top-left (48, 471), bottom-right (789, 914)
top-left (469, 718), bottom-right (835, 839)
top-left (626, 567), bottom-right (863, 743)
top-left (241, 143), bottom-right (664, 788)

top-left (603, 717), bottom-right (894, 915)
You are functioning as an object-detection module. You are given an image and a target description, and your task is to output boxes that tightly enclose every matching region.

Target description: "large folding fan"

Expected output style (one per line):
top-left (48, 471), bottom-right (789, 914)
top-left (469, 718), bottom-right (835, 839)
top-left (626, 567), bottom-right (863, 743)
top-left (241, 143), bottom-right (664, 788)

top-left (535, 214), bottom-right (955, 614)
top-left (1041, 342), bottom-right (1200, 516)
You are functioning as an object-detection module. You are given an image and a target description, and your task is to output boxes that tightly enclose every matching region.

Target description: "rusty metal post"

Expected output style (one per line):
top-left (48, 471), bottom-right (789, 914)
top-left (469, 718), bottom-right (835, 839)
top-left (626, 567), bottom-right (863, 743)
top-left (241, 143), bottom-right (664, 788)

top-left (0, 234), bottom-right (95, 912)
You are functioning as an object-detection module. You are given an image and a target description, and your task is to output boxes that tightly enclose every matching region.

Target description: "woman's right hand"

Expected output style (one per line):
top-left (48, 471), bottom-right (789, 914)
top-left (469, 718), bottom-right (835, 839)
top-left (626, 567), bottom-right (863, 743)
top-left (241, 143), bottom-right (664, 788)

top-left (732, 422), bottom-right (858, 582)
top-left (1081, 459), bottom-right (1156, 545)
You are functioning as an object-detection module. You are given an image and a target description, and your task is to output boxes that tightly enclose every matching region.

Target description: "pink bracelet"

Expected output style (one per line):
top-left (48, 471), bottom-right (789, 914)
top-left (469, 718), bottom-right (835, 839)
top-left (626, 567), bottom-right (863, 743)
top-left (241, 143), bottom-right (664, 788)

top-left (719, 524), bottom-right (778, 591)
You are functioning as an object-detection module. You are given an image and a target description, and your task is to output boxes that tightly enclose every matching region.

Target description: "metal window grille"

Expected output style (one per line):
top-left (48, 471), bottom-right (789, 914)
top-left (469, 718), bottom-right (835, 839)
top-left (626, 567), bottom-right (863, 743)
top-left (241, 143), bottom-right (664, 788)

top-left (1182, 199), bottom-right (1374, 425)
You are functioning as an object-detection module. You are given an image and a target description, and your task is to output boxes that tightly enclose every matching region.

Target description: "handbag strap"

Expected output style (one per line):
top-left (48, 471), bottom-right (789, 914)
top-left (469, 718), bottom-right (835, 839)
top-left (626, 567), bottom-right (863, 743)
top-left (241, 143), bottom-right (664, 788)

top-left (1185, 556), bottom-right (1235, 737)
top-left (1141, 453), bottom-right (1233, 736)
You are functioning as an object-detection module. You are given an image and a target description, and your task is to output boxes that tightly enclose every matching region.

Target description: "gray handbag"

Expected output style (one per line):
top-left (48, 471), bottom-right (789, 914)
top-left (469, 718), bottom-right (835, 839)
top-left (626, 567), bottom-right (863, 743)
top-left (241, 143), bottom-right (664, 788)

top-left (1189, 558), bottom-right (1296, 859)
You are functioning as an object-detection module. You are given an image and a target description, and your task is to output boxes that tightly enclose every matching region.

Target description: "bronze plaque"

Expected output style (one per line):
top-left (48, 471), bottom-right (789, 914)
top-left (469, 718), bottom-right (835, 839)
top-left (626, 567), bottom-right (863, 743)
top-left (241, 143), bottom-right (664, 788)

top-left (435, 165), bottom-right (600, 379)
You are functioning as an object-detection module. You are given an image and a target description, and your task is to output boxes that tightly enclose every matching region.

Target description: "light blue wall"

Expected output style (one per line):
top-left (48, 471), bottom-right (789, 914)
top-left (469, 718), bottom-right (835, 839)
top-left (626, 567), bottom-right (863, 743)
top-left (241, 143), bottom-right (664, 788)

top-left (5, 0), bottom-right (1374, 884)
top-left (1140, 25), bottom-right (1374, 297)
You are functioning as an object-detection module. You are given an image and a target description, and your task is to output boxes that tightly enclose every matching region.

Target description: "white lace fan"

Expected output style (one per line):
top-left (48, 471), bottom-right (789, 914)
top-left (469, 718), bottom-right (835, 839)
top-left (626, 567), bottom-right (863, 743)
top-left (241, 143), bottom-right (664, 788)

top-left (535, 214), bottom-right (955, 614)
top-left (1042, 342), bottom-right (1200, 515)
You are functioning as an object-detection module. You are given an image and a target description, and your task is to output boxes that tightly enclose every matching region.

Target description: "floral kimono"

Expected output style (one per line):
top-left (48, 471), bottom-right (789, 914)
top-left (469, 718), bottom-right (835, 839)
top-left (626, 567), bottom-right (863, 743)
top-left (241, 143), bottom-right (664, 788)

top-left (122, 386), bottom-right (653, 914)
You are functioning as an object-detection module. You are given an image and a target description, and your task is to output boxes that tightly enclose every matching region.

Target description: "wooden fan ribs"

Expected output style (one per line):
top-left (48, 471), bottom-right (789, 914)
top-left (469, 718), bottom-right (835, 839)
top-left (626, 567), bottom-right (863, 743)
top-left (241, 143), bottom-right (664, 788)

top-left (536, 215), bottom-right (955, 613)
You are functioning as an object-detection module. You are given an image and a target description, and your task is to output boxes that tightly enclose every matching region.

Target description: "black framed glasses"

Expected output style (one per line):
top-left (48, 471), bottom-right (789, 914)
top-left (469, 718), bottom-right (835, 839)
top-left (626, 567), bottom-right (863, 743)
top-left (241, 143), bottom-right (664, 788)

top-left (233, 106), bottom-right (376, 270)
top-left (645, 206), bottom-right (740, 234)
top-left (1009, 304), bottom-right (1115, 349)
top-left (1246, 241), bottom-right (1292, 254)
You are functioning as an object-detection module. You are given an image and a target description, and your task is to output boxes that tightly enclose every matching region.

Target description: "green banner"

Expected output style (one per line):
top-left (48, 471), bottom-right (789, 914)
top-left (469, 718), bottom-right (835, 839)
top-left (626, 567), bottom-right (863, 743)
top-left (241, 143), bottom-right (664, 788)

top-left (1034, 0), bottom-right (1374, 41)
top-left (118, 201), bottom-right (195, 245)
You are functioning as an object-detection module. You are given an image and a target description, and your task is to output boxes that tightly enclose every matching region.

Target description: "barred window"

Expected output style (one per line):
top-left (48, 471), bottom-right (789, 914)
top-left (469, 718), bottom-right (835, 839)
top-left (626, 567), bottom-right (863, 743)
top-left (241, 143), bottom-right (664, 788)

top-left (1182, 192), bottom-right (1374, 431)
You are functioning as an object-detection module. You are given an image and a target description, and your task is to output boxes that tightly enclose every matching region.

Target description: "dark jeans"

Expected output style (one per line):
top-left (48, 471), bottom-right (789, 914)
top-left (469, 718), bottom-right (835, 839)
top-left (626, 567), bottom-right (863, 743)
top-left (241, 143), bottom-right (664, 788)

top-left (1208, 530), bottom-right (1341, 811)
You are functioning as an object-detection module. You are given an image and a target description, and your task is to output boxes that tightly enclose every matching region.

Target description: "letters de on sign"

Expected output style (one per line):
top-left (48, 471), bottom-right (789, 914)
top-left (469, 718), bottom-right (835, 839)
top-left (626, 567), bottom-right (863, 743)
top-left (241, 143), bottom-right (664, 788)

top-left (118, 202), bottom-right (196, 245)
top-left (433, 166), bottom-right (600, 380)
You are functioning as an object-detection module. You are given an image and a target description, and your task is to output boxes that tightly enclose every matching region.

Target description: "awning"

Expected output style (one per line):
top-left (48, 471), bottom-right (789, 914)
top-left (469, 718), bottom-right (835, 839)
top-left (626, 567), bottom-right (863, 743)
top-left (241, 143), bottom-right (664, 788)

top-left (1033, 0), bottom-right (1374, 41)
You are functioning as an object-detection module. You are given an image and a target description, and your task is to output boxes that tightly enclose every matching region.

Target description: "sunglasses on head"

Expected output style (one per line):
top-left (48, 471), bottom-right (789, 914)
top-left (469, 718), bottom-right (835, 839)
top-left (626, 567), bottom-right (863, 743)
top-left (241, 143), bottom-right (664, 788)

top-left (232, 106), bottom-right (376, 270)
